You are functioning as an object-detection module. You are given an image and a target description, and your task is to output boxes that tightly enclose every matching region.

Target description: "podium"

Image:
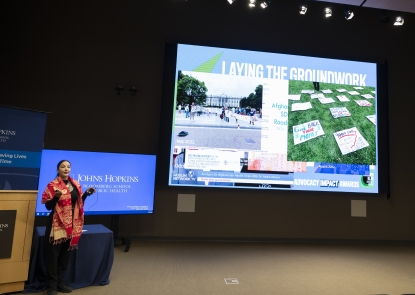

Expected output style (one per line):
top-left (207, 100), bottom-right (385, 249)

top-left (0, 191), bottom-right (37, 294)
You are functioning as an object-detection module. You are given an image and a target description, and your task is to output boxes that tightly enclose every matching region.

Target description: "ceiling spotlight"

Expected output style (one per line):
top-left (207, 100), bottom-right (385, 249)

top-left (129, 87), bottom-right (137, 96)
top-left (260, 1), bottom-right (270, 9)
top-left (380, 10), bottom-right (390, 23)
top-left (227, 0), bottom-right (235, 4)
top-left (394, 16), bottom-right (404, 26)
top-left (299, 5), bottom-right (307, 14)
top-left (249, 0), bottom-right (255, 7)
top-left (325, 7), bottom-right (332, 17)
top-left (115, 85), bottom-right (124, 95)
top-left (344, 10), bottom-right (354, 20)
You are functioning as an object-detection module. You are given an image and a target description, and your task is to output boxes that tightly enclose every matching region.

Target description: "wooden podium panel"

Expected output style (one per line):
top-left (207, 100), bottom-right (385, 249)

top-left (0, 191), bottom-right (37, 294)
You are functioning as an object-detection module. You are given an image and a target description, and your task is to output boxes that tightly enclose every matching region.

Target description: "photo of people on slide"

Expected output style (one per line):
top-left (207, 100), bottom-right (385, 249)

top-left (173, 71), bottom-right (263, 151)
top-left (287, 80), bottom-right (376, 165)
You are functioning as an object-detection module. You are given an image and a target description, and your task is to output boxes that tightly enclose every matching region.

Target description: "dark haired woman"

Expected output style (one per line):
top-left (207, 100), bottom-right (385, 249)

top-left (41, 160), bottom-right (96, 295)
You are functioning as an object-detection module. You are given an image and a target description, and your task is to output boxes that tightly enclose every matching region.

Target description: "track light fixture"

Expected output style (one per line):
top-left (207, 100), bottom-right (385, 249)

top-left (129, 87), bottom-right (137, 96)
top-left (344, 10), bottom-right (354, 20)
top-left (115, 85), bottom-right (137, 96)
top-left (394, 16), bottom-right (404, 26)
top-left (115, 85), bottom-right (124, 95)
top-left (224, 1), bottom-right (402, 27)
top-left (260, 1), bottom-right (270, 9)
top-left (380, 10), bottom-right (390, 23)
top-left (299, 5), bottom-right (307, 14)
top-left (325, 7), bottom-right (332, 17)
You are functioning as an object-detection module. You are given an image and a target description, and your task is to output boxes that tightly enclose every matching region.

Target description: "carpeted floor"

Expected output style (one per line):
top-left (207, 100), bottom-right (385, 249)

top-left (21, 240), bottom-right (415, 295)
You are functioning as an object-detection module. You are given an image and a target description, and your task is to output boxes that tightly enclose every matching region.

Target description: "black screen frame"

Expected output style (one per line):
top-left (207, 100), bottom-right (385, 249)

top-left (157, 43), bottom-right (390, 197)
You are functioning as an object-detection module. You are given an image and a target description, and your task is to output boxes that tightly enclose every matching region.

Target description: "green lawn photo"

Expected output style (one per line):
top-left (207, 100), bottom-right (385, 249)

top-left (287, 80), bottom-right (376, 165)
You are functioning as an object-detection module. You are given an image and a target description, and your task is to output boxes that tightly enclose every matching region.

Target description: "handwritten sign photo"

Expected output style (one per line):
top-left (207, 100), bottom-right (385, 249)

top-left (361, 94), bottom-right (374, 99)
top-left (288, 94), bottom-right (301, 100)
top-left (293, 120), bottom-right (325, 145)
top-left (292, 102), bottom-right (312, 111)
top-left (333, 127), bottom-right (369, 155)
top-left (310, 93), bottom-right (325, 99)
top-left (366, 115), bottom-right (376, 125)
top-left (318, 97), bottom-right (335, 104)
top-left (355, 100), bottom-right (372, 107)
top-left (330, 107), bottom-right (351, 119)
top-left (336, 95), bottom-right (350, 102)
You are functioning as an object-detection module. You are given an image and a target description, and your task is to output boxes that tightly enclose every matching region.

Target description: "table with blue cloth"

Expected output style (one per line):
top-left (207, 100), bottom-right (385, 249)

top-left (24, 224), bottom-right (114, 293)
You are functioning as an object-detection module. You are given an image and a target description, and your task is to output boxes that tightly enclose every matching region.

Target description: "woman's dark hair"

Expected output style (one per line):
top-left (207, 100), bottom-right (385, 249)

top-left (56, 160), bottom-right (71, 177)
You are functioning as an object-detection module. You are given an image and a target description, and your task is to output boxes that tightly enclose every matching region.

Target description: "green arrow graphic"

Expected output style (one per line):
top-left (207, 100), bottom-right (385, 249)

top-left (193, 52), bottom-right (223, 73)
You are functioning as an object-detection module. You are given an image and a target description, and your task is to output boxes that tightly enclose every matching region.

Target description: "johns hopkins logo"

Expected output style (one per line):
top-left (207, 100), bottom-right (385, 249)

top-left (0, 224), bottom-right (9, 231)
top-left (0, 129), bottom-right (16, 142)
top-left (0, 129), bottom-right (16, 136)
top-left (188, 171), bottom-right (194, 178)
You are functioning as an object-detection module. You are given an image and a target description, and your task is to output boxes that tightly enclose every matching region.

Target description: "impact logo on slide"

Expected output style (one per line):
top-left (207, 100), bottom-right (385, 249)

top-left (320, 180), bottom-right (339, 188)
top-left (294, 179), bottom-right (360, 188)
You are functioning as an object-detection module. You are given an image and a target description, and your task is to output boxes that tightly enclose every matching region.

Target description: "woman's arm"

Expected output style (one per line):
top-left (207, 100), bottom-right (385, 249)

top-left (45, 190), bottom-right (62, 210)
top-left (82, 188), bottom-right (96, 202)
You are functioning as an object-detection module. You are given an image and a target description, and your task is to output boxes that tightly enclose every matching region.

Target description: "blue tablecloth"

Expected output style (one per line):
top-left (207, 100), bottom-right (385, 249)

top-left (24, 224), bottom-right (114, 293)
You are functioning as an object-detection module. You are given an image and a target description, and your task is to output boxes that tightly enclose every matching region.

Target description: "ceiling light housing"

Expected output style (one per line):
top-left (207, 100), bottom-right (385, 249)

top-left (394, 16), bottom-right (404, 26)
top-left (380, 10), bottom-right (390, 23)
top-left (325, 7), bottom-right (332, 17)
top-left (344, 10), bottom-right (354, 20)
top-left (227, 0), bottom-right (235, 4)
top-left (260, 1), bottom-right (270, 9)
top-left (249, 0), bottom-right (255, 7)
top-left (299, 5), bottom-right (307, 15)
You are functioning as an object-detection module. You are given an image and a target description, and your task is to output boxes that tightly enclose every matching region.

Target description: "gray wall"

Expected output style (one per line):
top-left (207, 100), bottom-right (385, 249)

top-left (1, 0), bottom-right (414, 241)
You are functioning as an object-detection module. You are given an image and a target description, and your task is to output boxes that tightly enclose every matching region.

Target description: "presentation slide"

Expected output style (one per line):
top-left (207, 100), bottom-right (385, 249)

top-left (0, 106), bottom-right (47, 190)
top-left (168, 44), bottom-right (378, 193)
top-left (36, 150), bottom-right (156, 215)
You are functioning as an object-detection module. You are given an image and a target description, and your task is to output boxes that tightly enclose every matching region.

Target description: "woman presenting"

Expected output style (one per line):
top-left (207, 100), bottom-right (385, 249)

top-left (41, 160), bottom-right (95, 295)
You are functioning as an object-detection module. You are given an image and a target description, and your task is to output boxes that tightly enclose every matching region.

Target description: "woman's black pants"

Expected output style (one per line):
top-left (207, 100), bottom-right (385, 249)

top-left (44, 237), bottom-right (72, 290)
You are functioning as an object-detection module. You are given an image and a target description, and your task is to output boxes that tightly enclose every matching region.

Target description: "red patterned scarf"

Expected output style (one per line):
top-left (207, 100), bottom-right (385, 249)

top-left (41, 176), bottom-right (84, 249)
